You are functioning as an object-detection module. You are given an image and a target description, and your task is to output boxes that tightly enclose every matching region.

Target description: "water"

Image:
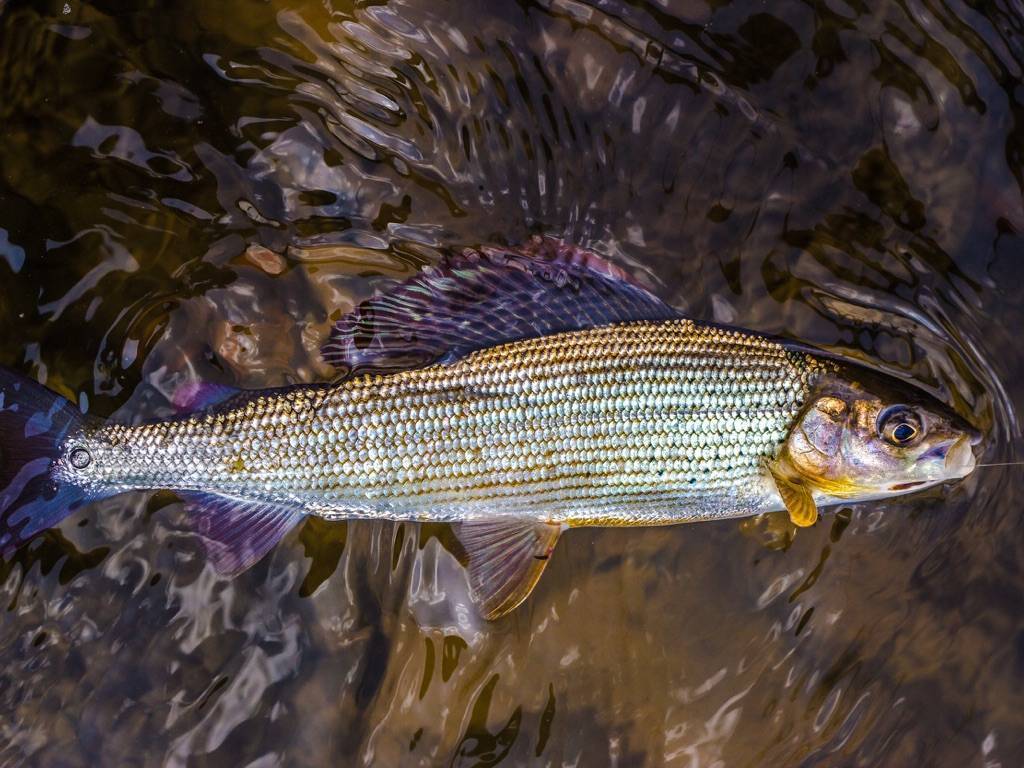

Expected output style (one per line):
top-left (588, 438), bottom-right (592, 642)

top-left (1, 0), bottom-right (1022, 765)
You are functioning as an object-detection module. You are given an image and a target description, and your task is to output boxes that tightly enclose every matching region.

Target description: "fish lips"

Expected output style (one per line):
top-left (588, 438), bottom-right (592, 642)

top-left (944, 434), bottom-right (978, 479)
top-left (901, 433), bottom-right (979, 489)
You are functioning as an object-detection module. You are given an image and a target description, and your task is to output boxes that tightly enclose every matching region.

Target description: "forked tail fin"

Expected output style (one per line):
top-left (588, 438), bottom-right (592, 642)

top-left (0, 367), bottom-right (95, 557)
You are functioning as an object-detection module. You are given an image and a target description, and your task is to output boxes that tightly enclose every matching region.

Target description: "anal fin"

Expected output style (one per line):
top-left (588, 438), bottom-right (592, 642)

top-left (179, 492), bottom-right (307, 576)
top-left (456, 518), bottom-right (563, 620)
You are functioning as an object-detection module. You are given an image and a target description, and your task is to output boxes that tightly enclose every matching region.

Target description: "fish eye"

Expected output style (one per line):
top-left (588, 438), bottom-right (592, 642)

top-left (877, 405), bottom-right (922, 447)
top-left (893, 423), bottom-right (916, 442)
top-left (68, 447), bottom-right (92, 469)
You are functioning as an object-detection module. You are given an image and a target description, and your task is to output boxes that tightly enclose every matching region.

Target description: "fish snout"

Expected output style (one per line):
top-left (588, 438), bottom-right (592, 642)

top-left (944, 434), bottom-right (978, 478)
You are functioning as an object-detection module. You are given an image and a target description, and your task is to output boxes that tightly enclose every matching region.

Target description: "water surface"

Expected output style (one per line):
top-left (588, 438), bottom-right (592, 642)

top-left (1, 0), bottom-right (1023, 765)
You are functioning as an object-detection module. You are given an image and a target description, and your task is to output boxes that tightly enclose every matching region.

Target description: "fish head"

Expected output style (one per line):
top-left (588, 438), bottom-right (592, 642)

top-left (782, 367), bottom-right (981, 502)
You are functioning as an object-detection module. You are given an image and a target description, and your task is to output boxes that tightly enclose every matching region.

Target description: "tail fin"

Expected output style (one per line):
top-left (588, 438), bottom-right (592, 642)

top-left (0, 367), bottom-right (93, 557)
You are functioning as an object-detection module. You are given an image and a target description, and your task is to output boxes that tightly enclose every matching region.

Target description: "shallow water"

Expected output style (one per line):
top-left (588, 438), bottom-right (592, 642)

top-left (1, 0), bottom-right (1023, 765)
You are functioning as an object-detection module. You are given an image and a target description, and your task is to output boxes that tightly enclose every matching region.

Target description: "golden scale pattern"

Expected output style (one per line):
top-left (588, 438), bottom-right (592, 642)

top-left (80, 320), bottom-right (826, 525)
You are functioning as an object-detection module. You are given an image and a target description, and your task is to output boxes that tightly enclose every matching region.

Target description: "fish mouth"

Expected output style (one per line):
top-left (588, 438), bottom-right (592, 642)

top-left (943, 434), bottom-right (977, 479)
top-left (890, 480), bottom-right (926, 491)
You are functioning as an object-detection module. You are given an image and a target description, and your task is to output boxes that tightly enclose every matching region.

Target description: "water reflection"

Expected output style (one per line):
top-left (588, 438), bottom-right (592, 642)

top-left (0, 0), bottom-right (1022, 765)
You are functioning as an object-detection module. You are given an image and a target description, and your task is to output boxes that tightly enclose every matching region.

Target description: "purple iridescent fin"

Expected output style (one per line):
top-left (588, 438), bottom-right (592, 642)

top-left (320, 236), bottom-right (680, 370)
top-left (179, 492), bottom-right (306, 576)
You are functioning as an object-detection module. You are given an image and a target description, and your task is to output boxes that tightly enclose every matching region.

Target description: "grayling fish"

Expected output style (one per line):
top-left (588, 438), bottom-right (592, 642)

top-left (0, 238), bottom-right (980, 618)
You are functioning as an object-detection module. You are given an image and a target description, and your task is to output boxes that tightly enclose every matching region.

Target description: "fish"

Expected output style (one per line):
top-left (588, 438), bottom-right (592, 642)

top-left (0, 237), bottom-right (981, 619)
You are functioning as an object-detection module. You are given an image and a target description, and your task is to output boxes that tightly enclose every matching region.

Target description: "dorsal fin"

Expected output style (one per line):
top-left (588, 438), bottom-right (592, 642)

top-left (169, 381), bottom-right (242, 414)
top-left (320, 236), bottom-right (679, 371)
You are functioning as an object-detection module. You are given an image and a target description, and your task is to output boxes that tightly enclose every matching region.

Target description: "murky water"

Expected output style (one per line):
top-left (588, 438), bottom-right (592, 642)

top-left (1, 0), bottom-right (1023, 765)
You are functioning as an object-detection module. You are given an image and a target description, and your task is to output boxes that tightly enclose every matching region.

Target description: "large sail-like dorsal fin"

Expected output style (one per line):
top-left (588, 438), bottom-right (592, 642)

top-left (320, 236), bottom-right (680, 371)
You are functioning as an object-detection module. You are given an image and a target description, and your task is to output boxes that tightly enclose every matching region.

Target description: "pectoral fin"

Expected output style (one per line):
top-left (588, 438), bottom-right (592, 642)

top-left (767, 464), bottom-right (818, 527)
top-left (455, 518), bottom-right (563, 620)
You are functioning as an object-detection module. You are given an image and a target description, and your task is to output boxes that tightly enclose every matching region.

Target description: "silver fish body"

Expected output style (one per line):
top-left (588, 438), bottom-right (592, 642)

top-left (69, 319), bottom-right (823, 526)
top-left (3, 239), bottom-right (978, 618)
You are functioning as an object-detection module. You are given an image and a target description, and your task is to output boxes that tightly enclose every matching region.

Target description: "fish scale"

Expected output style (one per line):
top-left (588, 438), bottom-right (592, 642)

top-left (81, 319), bottom-right (823, 525)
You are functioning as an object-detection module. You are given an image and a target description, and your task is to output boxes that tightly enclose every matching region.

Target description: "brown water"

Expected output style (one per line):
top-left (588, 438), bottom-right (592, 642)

top-left (1, 0), bottom-right (1022, 765)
